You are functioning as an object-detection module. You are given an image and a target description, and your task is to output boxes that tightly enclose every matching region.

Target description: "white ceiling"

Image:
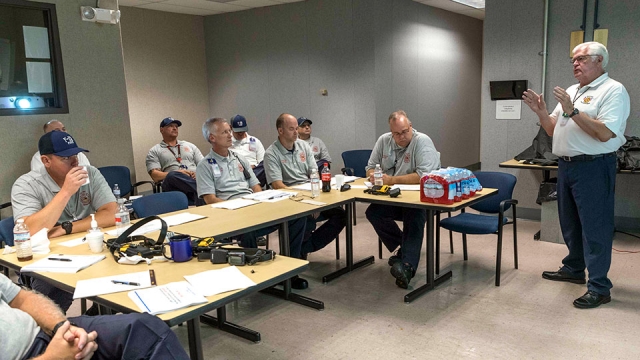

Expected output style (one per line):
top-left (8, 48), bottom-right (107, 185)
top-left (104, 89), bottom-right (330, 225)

top-left (117, 0), bottom-right (484, 20)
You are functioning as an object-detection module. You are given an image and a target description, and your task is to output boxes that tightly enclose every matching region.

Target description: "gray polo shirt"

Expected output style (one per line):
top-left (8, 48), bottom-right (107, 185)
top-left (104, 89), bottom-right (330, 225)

top-left (265, 139), bottom-right (317, 186)
top-left (196, 149), bottom-right (260, 201)
top-left (302, 136), bottom-right (331, 162)
top-left (366, 129), bottom-right (440, 178)
top-left (230, 134), bottom-right (265, 167)
top-left (11, 166), bottom-right (116, 222)
top-left (146, 140), bottom-right (204, 173)
top-left (0, 274), bottom-right (40, 360)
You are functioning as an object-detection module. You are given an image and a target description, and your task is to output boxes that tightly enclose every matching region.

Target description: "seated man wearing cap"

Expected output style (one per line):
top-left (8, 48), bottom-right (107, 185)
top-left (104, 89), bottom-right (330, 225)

top-left (31, 120), bottom-right (91, 172)
top-left (146, 117), bottom-right (204, 205)
top-left (196, 117), bottom-right (309, 289)
top-left (229, 114), bottom-right (265, 168)
top-left (11, 131), bottom-right (117, 313)
top-left (297, 116), bottom-right (331, 168)
top-left (265, 113), bottom-right (346, 260)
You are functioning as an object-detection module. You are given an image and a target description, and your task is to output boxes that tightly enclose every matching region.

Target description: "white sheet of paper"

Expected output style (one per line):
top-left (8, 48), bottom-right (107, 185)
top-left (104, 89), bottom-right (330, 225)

top-left (496, 100), bottom-right (522, 120)
top-left (183, 266), bottom-right (256, 297)
top-left (364, 181), bottom-right (373, 188)
top-left (211, 198), bottom-right (258, 210)
top-left (128, 281), bottom-right (207, 315)
top-left (242, 190), bottom-right (296, 202)
top-left (20, 255), bottom-right (105, 273)
top-left (73, 270), bottom-right (153, 299)
top-left (300, 199), bottom-right (326, 206)
top-left (59, 236), bottom-right (87, 247)
top-left (26, 62), bottom-right (53, 93)
top-left (391, 184), bottom-right (420, 191)
top-left (161, 212), bottom-right (206, 226)
top-left (23, 26), bottom-right (50, 59)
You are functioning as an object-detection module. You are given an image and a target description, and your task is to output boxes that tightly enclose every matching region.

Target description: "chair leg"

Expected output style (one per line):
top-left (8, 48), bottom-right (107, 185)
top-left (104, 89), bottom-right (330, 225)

top-left (436, 212), bottom-right (441, 275)
top-left (513, 217), bottom-right (519, 270)
top-left (378, 237), bottom-right (383, 259)
top-left (496, 228), bottom-right (503, 287)
top-left (353, 204), bottom-right (357, 226)
top-left (448, 211), bottom-right (454, 254)
top-left (335, 235), bottom-right (340, 260)
top-left (266, 234), bottom-right (270, 249)
top-left (462, 234), bottom-right (468, 261)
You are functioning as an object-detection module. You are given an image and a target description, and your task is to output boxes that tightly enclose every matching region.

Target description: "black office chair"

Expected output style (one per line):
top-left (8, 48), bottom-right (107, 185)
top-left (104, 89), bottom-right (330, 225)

top-left (132, 192), bottom-right (189, 217)
top-left (0, 202), bottom-right (11, 220)
top-left (437, 171), bottom-right (518, 286)
top-left (98, 166), bottom-right (157, 198)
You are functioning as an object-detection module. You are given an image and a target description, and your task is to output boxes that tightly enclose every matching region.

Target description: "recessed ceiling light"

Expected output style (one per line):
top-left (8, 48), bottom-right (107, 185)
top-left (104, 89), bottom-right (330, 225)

top-left (451, 0), bottom-right (485, 9)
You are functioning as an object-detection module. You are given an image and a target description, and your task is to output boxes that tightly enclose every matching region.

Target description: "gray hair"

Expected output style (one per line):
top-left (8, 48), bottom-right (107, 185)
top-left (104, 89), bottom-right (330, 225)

top-left (388, 110), bottom-right (411, 124)
top-left (202, 117), bottom-right (228, 143)
top-left (574, 41), bottom-right (609, 68)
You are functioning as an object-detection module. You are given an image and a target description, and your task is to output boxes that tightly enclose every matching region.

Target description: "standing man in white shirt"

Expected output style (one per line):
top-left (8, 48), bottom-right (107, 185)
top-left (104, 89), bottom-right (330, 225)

top-left (523, 42), bottom-right (629, 309)
top-left (31, 120), bottom-right (90, 172)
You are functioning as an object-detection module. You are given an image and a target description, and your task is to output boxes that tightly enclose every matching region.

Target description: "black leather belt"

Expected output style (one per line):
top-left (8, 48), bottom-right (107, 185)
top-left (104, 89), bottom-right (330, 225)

top-left (559, 152), bottom-right (616, 162)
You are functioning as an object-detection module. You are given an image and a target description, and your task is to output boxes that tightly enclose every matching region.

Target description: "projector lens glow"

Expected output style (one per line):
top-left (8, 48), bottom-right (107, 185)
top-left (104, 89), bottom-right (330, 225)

top-left (16, 98), bottom-right (31, 109)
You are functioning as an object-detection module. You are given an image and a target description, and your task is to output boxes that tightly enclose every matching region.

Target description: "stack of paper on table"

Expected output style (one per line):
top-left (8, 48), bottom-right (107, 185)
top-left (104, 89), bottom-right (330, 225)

top-left (211, 198), bottom-right (258, 210)
top-left (183, 266), bottom-right (256, 296)
top-left (21, 255), bottom-right (105, 273)
top-left (128, 281), bottom-right (207, 315)
top-left (242, 189), bottom-right (296, 202)
top-left (73, 270), bottom-right (154, 299)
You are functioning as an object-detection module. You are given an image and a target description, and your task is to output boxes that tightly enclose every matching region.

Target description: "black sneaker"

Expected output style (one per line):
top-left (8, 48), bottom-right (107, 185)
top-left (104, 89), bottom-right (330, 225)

top-left (290, 276), bottom-right (309, 290)
top-left (390, 262), bottom-right (414, 289)
top-left (388, 249), bottom-right (402, 267)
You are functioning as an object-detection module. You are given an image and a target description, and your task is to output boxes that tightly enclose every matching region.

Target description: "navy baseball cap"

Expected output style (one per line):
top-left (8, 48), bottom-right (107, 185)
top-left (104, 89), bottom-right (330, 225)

top-left (160, 117), bottom-right (182, 127)
top-left (38, 131), bottom-right (89, 157)
top-left (231, 114), bottom-right (248, 132)
top-left (297, 117), bottom-right (312, 126)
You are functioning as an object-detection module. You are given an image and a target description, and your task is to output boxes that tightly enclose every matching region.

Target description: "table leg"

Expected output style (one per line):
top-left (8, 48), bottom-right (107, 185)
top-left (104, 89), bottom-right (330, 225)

top-left (260, 221), bottom-right (325, 310)
top-left (322, 202), bottom-right (375, 283)
top-left (187, 316), bottom-right (203, 360)
top-left (405, 209), bottom-right (452, 303)
top-left (199, 307), bottom-right (261, 343)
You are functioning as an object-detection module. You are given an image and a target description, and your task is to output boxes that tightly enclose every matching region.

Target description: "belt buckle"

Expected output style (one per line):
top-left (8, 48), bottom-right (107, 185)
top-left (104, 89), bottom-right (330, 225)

top-left (561, 155), bottom-right (572, 162)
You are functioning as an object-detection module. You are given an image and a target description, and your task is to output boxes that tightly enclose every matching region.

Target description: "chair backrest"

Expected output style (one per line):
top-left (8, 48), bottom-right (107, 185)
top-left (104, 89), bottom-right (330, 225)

top-left (132, 192), bottom-right (189, 218)
top-left (341, 150), bottom-right (372, 178)
top-left (470, 171), bottom-right (517, 214)
top-left (98, 166), bottom-right (132, 197)
top-left (0, 216), bottom-right (15, 247)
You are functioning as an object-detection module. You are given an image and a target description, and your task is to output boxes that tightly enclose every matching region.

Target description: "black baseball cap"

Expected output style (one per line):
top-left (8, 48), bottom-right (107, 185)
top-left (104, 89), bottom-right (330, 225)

top-left (38, 131), bottom-right (89, 157)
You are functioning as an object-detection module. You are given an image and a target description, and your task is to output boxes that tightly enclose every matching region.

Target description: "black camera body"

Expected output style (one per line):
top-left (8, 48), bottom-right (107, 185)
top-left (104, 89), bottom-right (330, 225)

top-left (204, 249), bottom-right (247, 266)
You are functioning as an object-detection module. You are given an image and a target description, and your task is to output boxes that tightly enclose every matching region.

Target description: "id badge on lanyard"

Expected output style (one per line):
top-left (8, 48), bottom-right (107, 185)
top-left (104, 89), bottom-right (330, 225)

top-left (207, 158), bottom-right (222, 178)
top-left (249, 138), bottom-right (257, 152)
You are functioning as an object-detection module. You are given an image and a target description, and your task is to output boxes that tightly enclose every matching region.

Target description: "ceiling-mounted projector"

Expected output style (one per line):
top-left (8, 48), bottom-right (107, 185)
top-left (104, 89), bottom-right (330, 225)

top-left (80, 6), bottom-right (120, 24)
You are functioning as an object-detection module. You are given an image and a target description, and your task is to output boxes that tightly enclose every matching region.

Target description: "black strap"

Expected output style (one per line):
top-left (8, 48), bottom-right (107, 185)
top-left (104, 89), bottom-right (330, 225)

top-left (108, 216), bottom-right (168, 262)
top-left (219, 247), bottom-right (276, 265)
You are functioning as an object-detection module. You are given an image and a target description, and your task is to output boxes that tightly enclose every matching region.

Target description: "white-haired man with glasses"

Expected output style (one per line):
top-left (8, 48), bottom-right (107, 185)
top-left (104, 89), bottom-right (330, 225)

top-left (364, 110), bottom-right (441, 289)
top-left (522, 42), bottom-right (630, 309)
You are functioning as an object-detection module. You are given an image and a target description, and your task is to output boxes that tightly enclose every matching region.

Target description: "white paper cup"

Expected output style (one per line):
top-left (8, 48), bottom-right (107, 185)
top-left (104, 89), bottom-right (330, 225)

top-left (87, 231), bottom-right (104, 253)
top-left (335, 174), bottom-right (345, 190)
top-left (83, 166), bottom-right (90, 185)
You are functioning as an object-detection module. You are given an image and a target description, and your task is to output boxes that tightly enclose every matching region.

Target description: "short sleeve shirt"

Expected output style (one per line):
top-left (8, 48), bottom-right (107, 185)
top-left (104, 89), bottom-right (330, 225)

top-left (365, 129), bottom-right (441, 179)
top-left (146, 140), bottom-right (204, 173)
top-left (196, 149), bottom-right (260, 201)
top-left (264, 139), bottom-right (317, 186)
top-left (0, 275), bottom-right (40, 360)
top-left (11, 166), bottom-right (116, 222)
top-left (549, 73), bottom-right (630, 157)
top-left (302, 136), bottom-right (332, 162)
top-left (230, 134), bottom-right (265, 166)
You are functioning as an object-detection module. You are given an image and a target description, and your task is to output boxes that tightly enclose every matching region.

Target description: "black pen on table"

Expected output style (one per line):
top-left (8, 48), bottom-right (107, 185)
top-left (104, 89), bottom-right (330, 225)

top-left (112, 280), bottom-right (140, 286)
top-left (48, 257), bottom-right (72, 262)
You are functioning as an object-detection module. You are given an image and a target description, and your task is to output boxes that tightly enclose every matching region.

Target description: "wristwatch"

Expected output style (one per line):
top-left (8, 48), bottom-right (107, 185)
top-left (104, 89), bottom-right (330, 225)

top-left (61, 221), bottom-right (73, 235)
top-left (51, 319), bottom-right (78, 336)
top-left (569, 108), bottom-right (580, 118)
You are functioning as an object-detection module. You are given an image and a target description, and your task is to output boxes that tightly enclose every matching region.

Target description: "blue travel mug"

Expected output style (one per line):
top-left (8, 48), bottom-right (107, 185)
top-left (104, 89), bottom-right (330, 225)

top-left (163, 234), bottom-right (193, 262)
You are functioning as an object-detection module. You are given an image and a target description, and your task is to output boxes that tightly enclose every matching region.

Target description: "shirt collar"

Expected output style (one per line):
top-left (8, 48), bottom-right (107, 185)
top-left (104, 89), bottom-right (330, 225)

top-left (274, 139), bottom-right (297, 154)
top-left (160, 140), bottom-right (183, 148)
top-left (208, 149), bottom-right (231, 162)
top-left (583, 72), bottom-right (609, 89)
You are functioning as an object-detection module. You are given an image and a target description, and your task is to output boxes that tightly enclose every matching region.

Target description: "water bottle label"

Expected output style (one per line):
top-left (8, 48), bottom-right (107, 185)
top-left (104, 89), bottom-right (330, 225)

top-left (14, 232), bottom-right (29, 242)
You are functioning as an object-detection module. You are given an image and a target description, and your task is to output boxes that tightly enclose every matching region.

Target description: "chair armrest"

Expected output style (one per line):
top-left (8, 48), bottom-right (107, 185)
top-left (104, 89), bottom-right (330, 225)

top-left (131, 181), bottom-right (157, 196)
top-left (499, 199), bottom-right (518, 214)
top-left (341, 167), bottom-right (355, 176)
top-left (0, 202), bottom-right (10, 210)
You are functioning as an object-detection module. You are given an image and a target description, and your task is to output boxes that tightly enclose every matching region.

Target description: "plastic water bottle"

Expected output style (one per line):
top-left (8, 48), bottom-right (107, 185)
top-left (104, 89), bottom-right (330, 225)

top-left (374, 164), bottom-right (383, 186)
top-left (310, 168), bottom-right (320, 197)
top-left (115, 198), bottom-right (130, 235)
top-left (321, 163), bottom-right (331, 192)
top-left (113, 184), bottom-right (121, 199)
top-left (14, 219), bottom-right (33, 262)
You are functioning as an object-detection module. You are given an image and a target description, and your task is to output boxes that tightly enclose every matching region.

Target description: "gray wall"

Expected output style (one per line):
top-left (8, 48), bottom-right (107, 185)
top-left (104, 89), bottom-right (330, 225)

top-left (1, 0), bottom-right (134, 218)
top-left (482, 0), bottom-right (640, 228)
top-left (120, 7), bottom-right (211, 183)
top-left (204, 0), bottom-right (483, 171)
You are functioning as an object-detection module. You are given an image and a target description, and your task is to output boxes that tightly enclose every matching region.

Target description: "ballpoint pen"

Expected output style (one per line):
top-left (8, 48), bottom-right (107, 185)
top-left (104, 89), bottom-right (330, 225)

top-left (111, 280), bottom-right (140, 286)
top-left (48, 257), bottom-right (72, 262)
